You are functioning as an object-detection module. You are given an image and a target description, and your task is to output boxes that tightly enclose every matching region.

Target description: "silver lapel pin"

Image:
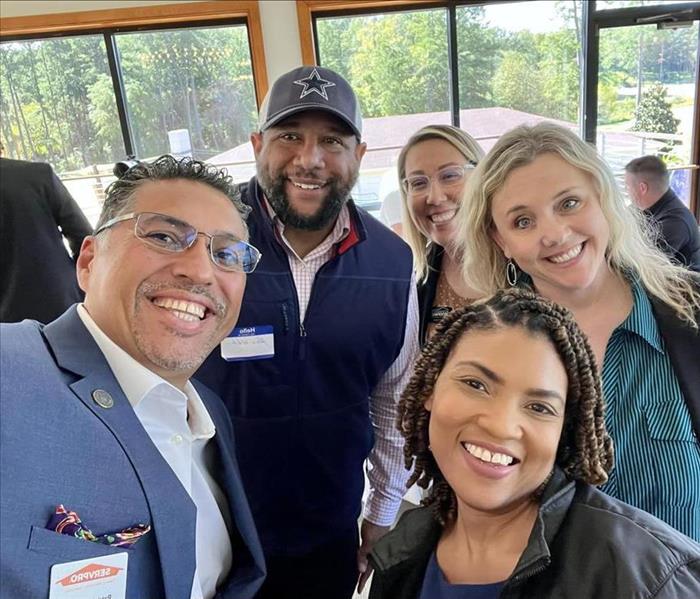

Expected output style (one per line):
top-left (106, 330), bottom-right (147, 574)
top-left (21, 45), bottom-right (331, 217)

top-left (92, 389), bottom-right (114, 409)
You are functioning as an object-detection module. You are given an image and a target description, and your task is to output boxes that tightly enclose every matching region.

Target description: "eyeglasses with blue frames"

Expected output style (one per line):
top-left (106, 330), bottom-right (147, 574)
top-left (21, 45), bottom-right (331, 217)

top-left (401, 162), bottom-right (478, 197)
top-left (93, 211), bottom-right (262, 274)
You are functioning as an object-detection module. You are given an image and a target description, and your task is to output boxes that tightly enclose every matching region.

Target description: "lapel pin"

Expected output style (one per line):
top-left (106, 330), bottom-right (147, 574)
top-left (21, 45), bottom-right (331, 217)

top-left (92, 389), bottom-right (114, 409)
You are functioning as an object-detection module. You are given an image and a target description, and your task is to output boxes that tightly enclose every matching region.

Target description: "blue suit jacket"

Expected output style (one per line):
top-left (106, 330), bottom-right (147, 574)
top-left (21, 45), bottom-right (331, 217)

top-left (0, 307), bottom-right (265, 599)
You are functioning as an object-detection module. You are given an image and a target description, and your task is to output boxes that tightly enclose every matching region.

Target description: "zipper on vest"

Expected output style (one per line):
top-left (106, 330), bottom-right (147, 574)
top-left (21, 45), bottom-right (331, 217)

top-left (299, 322), bottom-right (307, 359)
top-left (298, 260), bottom-right (327, 361)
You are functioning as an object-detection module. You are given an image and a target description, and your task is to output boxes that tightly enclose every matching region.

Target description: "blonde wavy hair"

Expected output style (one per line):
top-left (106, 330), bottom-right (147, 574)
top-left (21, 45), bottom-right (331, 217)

top-left (458, 122), bottom-right (699, 326)
top-left (397, 125), bottom-right (485, 283)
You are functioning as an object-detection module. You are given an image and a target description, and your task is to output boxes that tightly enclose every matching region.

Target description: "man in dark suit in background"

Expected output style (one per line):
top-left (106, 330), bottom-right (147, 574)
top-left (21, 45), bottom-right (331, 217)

top-left (625, 155), bottom-right (700, 272)
top-left (1, 143), bottom-right (93, 322)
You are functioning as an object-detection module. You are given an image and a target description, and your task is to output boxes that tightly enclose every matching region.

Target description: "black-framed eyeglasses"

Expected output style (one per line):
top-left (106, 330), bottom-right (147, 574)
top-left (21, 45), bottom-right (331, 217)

top-left (94, 211), bottom-right (262, 274)
top-left (401, 162), bottom-right (477, 197)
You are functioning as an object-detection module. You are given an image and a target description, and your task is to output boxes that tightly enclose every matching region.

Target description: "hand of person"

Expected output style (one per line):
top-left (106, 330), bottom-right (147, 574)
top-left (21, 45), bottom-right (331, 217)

top-left (356, 518), bottom-right (391, 593)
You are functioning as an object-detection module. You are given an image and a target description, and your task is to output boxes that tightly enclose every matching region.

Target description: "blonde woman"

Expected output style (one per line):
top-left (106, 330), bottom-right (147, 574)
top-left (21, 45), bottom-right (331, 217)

top-left (398, 125), bottom-right (484, 344)
top-left (458, 121), bottom-right (700, 541)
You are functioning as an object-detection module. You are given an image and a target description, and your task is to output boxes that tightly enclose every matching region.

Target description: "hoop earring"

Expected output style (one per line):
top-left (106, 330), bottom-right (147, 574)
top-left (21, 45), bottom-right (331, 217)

top-left (506, 259), bottom-right (518, 287)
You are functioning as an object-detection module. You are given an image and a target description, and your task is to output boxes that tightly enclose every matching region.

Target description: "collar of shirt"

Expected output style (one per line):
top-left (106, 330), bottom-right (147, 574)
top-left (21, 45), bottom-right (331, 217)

top-left (616, 279), bottom-right (665, 354)
top-left (644, 188), bottom-right (674, 218)
top-left (261, 193), bottom-right (351, 261)
top-left (76, 304), bottom-right (215, 440)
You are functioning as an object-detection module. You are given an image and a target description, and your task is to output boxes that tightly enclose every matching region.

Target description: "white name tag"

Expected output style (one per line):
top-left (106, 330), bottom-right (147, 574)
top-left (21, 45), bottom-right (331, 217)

top-left (221, 325), bottom-right (275, 361)
top-left (49, 552), bottom-right (127, 599)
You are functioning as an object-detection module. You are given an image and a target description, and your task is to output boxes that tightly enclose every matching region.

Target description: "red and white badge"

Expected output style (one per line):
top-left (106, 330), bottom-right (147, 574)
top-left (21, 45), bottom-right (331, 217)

top-left (49, 552), bottom-right (127, 599)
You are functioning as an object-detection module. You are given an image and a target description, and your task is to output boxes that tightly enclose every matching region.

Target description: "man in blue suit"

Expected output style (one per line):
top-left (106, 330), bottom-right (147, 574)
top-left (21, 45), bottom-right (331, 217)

top-left (0, 156), bottom-right (265, 599)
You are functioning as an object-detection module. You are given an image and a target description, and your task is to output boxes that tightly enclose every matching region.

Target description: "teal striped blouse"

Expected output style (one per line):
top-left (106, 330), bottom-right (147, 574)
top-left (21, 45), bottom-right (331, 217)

top-left (601, 280), bottom-right (700, 541)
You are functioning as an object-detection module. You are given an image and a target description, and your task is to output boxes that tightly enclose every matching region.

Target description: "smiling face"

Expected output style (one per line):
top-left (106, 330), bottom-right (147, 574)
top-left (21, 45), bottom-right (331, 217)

top-left (404, 138), bottom-right (473, 249)
top-left (490, 153), bottom-right (611, 300)
top-left (78, 179), bottom-right (247, 388)
top-left (251, 110), bottom-right (366, 231)
top-left (426, 326), bottom-right (567, 515)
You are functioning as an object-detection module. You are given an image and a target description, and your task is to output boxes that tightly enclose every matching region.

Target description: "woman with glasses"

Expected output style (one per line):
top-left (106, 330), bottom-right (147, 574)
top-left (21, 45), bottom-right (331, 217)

top-left (398, 125), bottom-right (484, 345)
top-left (368, 289), bottom-right (699, 599)
top-left (458, 122), bottom-right (700, 541)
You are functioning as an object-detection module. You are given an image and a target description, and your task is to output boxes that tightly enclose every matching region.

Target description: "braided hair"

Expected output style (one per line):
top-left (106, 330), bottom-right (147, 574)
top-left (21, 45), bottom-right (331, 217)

top-left (398, 288), bottom-right (613, 526)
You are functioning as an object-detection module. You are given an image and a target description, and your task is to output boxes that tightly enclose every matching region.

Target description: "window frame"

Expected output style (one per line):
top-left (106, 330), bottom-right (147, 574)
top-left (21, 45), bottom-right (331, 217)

top-left (0, 1), bottom-right (269, 160)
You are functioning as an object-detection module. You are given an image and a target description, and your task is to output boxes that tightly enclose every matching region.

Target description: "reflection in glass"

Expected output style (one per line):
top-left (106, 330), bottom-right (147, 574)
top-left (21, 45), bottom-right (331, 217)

top-left (115, 25), bottom-right (258, 163)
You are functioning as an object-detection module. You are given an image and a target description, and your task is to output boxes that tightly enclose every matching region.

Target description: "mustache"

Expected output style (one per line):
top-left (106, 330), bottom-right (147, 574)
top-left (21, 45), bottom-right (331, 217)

top-left (139, 280), bottom-right (228, 317)
top-left (287, 168), bottom-right (327, 181)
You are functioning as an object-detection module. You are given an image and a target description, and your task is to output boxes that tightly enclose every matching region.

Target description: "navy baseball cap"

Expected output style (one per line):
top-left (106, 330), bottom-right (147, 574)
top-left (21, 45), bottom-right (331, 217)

top-left (258, 66), bottom-right (363, 140)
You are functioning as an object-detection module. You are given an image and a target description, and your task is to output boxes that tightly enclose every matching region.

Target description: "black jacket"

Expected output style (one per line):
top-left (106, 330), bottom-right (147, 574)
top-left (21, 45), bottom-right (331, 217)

top-left (0, 158), bottom-right (92, 323)
top-left (369, 470), bottom-right (700, 599)
top-left (417, 245), bottom-right (443, 347)
top-left (651, 288), bottom-right (700, 440)
top-left (645, 189), bottom-right (700, 272)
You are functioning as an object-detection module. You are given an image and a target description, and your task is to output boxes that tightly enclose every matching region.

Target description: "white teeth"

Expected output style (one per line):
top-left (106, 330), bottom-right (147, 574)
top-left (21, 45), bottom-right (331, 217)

top-left (548, 243), bottom-right (583, 264)
top-left (292, 181), bottom-right (323, 190)
top-left (153, 297), bottom-right (206, 320)
top-left (430, 210), bottom-right (456, 224)
top-left (464, 443), bottom-right (514, 466)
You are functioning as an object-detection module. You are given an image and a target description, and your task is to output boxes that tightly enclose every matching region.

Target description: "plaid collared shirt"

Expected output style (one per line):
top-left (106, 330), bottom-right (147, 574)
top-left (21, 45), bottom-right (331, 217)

top-left (264, 197), bottom-right (419, 526)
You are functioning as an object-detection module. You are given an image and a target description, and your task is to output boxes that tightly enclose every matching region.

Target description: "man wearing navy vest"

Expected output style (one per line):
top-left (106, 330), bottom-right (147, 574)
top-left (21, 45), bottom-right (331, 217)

top-left (197, 66), bottom-right (418, 598)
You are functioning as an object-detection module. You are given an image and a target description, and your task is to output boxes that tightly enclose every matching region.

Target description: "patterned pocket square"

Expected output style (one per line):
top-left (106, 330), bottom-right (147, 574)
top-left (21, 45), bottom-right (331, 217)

top-left (47, 504), bottom-right (151, 548)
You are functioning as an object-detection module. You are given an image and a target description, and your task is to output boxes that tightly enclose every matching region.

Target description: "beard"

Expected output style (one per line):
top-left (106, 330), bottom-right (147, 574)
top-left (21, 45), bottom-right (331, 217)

top-left (257, 168), bottom-right (358, 231)
top-left (133, 279), bottom-right (230, 373)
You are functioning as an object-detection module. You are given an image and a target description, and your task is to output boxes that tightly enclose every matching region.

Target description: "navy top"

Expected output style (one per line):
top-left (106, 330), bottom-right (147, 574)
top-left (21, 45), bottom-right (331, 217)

top-left (644, 188), bottom-right (700, 271)
top-left (418, 552), bottom-right (505, 599)
top-left (601, 280), bottom-right (700, 541)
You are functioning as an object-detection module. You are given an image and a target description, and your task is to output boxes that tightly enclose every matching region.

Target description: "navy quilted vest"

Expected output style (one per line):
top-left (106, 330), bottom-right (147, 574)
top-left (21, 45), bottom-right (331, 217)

top-left (197, 178), bottom-right (413, 554)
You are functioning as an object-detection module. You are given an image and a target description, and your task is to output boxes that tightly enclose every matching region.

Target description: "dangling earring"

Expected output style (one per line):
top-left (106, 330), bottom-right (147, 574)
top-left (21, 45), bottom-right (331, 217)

top-left (506, 258), bottom-right (518, 287)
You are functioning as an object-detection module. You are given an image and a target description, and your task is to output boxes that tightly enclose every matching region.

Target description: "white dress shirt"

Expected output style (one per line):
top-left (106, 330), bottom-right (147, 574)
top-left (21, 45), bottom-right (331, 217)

top-left (265, 199), bottom-right (420, 526)
top-left (77, 305), bottom-right (233, 599)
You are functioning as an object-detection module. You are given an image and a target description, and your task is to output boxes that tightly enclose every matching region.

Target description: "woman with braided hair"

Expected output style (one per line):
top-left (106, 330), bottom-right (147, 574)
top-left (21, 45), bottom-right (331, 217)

top-left (368, 289), bottom-right (699, 599)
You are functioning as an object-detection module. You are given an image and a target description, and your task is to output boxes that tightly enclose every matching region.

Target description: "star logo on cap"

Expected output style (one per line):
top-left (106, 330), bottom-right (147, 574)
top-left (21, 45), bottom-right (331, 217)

top-left (293, 68), bottom-right (336, 101)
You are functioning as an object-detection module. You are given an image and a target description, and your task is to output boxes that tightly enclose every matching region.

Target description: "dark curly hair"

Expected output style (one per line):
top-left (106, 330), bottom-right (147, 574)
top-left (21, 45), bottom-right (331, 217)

top-left (95, 155), bottom-right (250, 231)
top-left (398, 288), bottom-right (613, 526)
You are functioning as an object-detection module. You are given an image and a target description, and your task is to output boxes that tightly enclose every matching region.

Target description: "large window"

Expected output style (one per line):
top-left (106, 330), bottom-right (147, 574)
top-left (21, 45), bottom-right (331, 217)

top-left (0, 35), bottom-right (122, 174)
top-left (115, 25), bottom-right (257, 162)
top-left (313, 1), bottom-right (584, 216)
top-left (0, 3), bottom-right (266, 225)
top-left (303, 0), bottom-right (700, 218)
top-left (457, 1), bottom-right (582, 150)
top-left (316, 8), bottom-right (451, 212)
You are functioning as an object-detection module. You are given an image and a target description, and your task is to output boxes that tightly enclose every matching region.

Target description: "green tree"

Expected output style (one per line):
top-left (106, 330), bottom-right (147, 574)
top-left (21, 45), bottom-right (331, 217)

top-left (346, 10), bottom-right (450, 117)
top-left (492, 50), bottom-right (546, 116)
top-left (535, 29), bottom-right (580, 122)
top-left (456, 6), bottom-right (501, 109)
top-left (632, 83), bottom-right (679, 134)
